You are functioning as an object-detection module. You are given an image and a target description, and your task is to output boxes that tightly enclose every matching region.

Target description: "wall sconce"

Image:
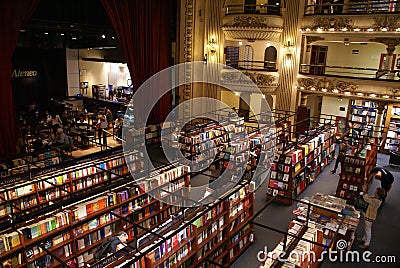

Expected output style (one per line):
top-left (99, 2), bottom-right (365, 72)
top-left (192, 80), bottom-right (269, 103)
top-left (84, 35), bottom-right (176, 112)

top-left (284, 41), bottom-right (294, 57)
top-left (208, 38), bottom-right (217, 61)
top-left (344, 38), bottom-right (350, 46)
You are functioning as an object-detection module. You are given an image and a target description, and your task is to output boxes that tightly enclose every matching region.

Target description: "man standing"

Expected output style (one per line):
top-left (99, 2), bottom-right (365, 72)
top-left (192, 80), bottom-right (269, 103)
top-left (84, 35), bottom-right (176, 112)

top-left (370, 167), bottom-right (394, 203)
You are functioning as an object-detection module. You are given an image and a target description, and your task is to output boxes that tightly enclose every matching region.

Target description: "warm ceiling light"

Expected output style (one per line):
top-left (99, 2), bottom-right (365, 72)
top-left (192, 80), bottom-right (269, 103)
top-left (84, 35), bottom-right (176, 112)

top-left (239, 41), bottom-right (243, 46)
top-left (310, 87), bottom-right (316, 91)
top-left (397, 28), bottom-right (400, 32)
top-left (235, 92), bottom-right (240, 96)
top-left (317, 28), bottom-right (323, 33)
top-left (71, 36), bottom-right (77, 40)
top-left (396, 96), bottom-right (400, 99)
top-left (20, 29), bottom-right (26, 33)
top-left (262, 95), bottom-right (266, 99)
top-left (368, 28), bottom-right (374, 32)
top-left (44, 32), bottom-right (49, 35)
top-left (354, 28), bottom-right (360, 32)
top-left (370, 93), bottom-right (377, 97)
top-left (111, 36), bottom-right (115, 40)
top-left (329, 28), bottom-right (335, 32)
top-left (344, 91), bottom-right (351, 95)
top-left (383, 95), bottom-right (390, 98)
top-left (101, 34), bottom-right (106, 39)
top-left (306, 28), bottom-right (311, 32)
top-left (357, 92), bottom-right (363, 96)
top-left (321, 88), bottom-right (327, 92)
top-left (300, 86), bottom-right (305, 90)
top-left (332, 89), bottom-right (339, 93)
top-left (342, 28), bottom-right (348, 32)
top-left (60, 33), bottom-right (65, 36)
top-left (381, 28), bottom-right (388, 31)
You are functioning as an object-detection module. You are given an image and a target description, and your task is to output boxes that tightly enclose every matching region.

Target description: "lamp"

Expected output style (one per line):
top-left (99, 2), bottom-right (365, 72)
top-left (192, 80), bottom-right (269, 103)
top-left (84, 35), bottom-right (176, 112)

top-left (207, 38), bottom-right (217, 61)
top-left (284, 40), bottom-right (294, 57)
top-left (344, 38), bottom-right (350, 46)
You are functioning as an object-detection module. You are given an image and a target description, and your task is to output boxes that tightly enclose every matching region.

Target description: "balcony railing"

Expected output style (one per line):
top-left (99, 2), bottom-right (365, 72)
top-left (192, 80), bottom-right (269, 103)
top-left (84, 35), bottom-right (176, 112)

top-left (226, 60), bottom-right (277, 71)
top-left (305, 0), bottom-right (400, 15)
top-left (225, 4), bottom-right (281, 15)
top-left (300, 64), bottom-right (400, 81)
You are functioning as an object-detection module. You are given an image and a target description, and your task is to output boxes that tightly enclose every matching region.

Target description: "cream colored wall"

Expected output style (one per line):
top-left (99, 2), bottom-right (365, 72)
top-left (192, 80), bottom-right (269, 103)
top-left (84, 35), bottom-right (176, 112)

top-left (221, 89), bottom-right (240, 109)
top-left (224, 40), bottom-right (280, 65)
top-left (320, 96), bottom-right (349, 118)
top-left (250, 93), bottom-right (263, 116)
top-left (314, 41), bottom-right (389, 69)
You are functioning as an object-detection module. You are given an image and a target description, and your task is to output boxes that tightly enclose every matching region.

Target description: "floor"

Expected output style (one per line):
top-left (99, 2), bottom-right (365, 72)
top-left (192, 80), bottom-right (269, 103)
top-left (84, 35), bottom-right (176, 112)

top-left (233, 152), bottom-right (400, 268)
top-left (69, 134), bottom-right (122, 158)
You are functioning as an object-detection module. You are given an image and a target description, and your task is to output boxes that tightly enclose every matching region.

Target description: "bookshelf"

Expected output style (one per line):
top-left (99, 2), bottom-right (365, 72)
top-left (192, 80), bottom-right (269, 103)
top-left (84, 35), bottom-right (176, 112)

top-left (261, 193), bottom-right (360, 268)
top-left (141, 183), bottom-right (255, 268)
top-left (267, 125), bottom-right (336, 205)
top-left (0, 150), bottom-right (61, 179)
top-left (335, 139), bottom-right (378, 205)
top-left (347, 100), bottom-right (378, 146)
top-left (0, 152), bottom-right (195, 267)
top-left (382, 104), bottom-right (400, 152)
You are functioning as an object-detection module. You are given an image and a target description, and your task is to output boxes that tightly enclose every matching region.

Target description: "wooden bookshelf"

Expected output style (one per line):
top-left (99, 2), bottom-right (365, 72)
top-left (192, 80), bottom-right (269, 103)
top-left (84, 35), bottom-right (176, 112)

top-left (0, 149), bottom-right (194, 267)
top-left (267, 125), bottom-right (336, 205)
top-left (335, 139), bottom-right (378, 204)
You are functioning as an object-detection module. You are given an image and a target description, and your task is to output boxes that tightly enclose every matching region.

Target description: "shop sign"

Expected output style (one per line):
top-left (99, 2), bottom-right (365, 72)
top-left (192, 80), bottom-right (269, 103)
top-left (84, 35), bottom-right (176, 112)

top-left (12, 69), bottom-right (38, 78)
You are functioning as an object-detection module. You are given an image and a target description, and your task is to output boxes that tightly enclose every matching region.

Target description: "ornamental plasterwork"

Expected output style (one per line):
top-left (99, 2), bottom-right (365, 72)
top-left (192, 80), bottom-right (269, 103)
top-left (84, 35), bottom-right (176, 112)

top-left (231, 16), bottom-right (268, 27)
top-left (372, 16), bottom-right (400, 30)
top-left (220, 70), bottom-right (277, 87)
top-left (222, 29), bottom-right (281, 41)
top-left (311, 17), bottom-right (353, 30)
top-left (297, 77), bottom-right (358, 92)
top-left (369, 38), bottom-right (400, 49)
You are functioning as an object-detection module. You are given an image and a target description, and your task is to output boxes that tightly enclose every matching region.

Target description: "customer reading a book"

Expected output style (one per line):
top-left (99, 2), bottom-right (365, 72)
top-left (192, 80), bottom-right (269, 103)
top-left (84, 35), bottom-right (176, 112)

top-left (357, 185), bottom-right (386, 249)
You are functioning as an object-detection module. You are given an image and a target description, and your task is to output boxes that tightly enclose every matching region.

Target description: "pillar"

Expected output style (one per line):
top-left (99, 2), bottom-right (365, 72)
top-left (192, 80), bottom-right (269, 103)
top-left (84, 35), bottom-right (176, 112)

top-left (385, 44), bottom-right (396, 80)
top-left (275, 0), bottom-right (304, 112)
top-left (373, 102), bottom-right (386, 138)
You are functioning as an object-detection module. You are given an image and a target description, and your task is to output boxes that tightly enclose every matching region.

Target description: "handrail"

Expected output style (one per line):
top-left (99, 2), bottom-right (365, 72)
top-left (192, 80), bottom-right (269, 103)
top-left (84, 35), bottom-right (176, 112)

top-left (299, 63), bottom-right (400, 81)
top-left (225, 4), bottom-right (281, 15)
top-left (304, 0), bottom-right (400, 15)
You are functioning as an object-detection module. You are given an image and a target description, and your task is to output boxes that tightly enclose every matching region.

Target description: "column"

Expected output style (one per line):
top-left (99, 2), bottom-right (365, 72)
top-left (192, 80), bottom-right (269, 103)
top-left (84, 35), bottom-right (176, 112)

top-left (373, 102), bottom-right (386, 139)
top-left (275, 0), bottom-right (304, 112)
top-left (385, 44), bottom-right (396, 80)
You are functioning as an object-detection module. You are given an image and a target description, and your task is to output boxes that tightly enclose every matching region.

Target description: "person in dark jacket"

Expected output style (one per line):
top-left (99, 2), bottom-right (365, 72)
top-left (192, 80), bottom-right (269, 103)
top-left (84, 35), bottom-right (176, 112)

top-left (109, 231), bottom-right (128, 253)
top-left (370, 167), bottom-right (394, 203)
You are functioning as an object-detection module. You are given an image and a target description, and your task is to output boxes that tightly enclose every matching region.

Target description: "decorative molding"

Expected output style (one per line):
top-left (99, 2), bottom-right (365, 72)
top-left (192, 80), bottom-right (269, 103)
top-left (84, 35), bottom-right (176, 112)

top-left (220, 70), bottom-right (278, 89)
top-left (311, 17), bottom-right (353, 30)
top-left (222, 27), bottom-right (281, 40)
top-left (297, 77), bottom-right (358, 92)
top-left (306, 36), bottom-right (324, 44)
top-left (230, 16), bottom-right (269, 27)
top-left (369, 38), bottom-right (400, 49)
top-left (373, 16), bottom-right (400, 30)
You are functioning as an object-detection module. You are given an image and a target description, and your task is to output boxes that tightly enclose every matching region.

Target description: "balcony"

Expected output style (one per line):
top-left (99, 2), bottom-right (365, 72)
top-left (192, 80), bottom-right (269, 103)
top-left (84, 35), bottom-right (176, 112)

top-left (300, 64), bottom-right (400, 81)
top-left (304, 0), bottom-right (400, 16)
top-left (219, 62), bottom-right (279, 93)
top-left (225, 3), bottom-right (281, 16)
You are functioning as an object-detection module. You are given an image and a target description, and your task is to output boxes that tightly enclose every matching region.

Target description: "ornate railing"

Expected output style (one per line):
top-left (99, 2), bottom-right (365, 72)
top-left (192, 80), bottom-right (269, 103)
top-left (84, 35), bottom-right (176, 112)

top-left (226, 60), bottom-right (277, 71)
top-left (305, 0), bottom-right (400, 15)
top-left (225, 4), bottom-right (281, 15)
top-left (300, 64), bottom-right (400, 81)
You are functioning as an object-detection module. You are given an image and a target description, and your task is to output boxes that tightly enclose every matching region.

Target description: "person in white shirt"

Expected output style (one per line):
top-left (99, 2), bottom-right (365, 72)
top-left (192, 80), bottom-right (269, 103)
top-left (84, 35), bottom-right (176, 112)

top-left (97, 113), bottom-right (108, 146)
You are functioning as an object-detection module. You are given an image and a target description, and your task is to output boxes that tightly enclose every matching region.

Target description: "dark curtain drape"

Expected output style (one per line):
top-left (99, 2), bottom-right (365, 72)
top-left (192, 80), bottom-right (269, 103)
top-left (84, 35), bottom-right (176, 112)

top-left (0, 0), bottom-right (40, 160)
top-left (101, 0), bottom-right (172, 126)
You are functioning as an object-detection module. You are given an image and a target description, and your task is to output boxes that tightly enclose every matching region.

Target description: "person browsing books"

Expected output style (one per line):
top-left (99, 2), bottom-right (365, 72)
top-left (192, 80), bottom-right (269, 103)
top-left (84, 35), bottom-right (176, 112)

top-left (109, 231), bottom-right (129, 253)
top-left (357, 186), bottom-right (386, 249)
top-left (331, 137), bottom-right (351, 174)
top-left (370, 167), bottom-right (394, 203)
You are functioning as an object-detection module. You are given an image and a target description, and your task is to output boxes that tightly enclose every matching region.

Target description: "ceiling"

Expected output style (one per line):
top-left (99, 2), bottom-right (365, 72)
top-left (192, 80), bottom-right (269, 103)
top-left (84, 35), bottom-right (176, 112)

top-left (17, 0), bottom-right (126, 61)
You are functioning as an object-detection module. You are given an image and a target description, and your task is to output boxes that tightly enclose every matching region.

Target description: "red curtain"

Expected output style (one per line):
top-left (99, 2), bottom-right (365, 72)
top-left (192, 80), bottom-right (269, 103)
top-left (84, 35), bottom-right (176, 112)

top-left (0, 0), bottom-right (40, 160)
top-left (101, 0), bottom-right (172, 126)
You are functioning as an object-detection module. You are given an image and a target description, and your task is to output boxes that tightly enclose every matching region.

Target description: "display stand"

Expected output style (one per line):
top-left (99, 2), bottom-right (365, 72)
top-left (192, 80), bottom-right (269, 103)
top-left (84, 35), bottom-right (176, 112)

top-left (335, 137), bottom-right (378, 204)
top-left (267, 121), bottom-right (337, 205)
